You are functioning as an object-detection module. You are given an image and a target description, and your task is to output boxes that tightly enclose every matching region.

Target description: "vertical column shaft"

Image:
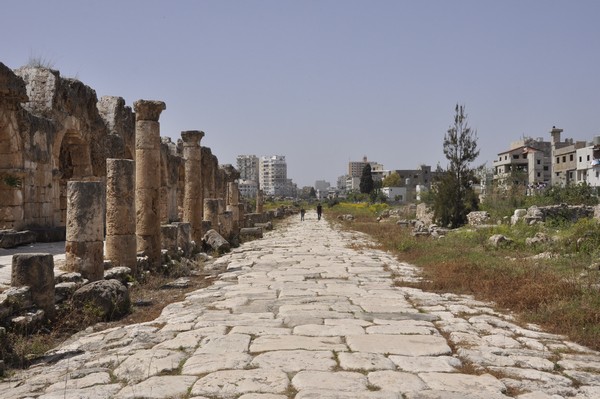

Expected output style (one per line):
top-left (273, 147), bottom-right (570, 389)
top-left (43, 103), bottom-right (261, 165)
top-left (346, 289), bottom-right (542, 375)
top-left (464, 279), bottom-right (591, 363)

top-left (181, 130), bottom-right (204, 243)
top-left (105, 159), bottom-right (137, 273)
top-left (65, 181), bottom-right (105, 281)
top-left (134, 100), bottom-right (166, 269)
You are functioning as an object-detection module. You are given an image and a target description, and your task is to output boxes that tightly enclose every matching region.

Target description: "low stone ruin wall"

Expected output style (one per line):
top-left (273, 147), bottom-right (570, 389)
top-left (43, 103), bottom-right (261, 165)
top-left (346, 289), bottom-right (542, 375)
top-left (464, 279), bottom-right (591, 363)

top-left (511, 204), bottom-right (598, 225)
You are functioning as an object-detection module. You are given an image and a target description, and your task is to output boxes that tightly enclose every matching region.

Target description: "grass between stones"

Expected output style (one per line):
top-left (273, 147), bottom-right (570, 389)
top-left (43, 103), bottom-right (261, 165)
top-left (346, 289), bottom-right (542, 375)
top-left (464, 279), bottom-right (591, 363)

top-left (326, 203), bottom-right (600, 351)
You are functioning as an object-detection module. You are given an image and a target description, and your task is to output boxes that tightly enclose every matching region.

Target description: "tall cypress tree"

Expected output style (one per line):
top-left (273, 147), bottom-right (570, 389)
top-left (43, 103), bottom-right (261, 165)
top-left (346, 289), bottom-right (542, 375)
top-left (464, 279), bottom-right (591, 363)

top-left (359, 163), bottom-right (374, 194)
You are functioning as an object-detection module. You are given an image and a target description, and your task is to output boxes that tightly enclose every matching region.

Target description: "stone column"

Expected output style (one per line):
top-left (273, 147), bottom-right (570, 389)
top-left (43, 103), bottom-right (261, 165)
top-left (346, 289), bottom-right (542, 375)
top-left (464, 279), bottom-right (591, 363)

top-left (105, 159), bottom-right (137, 273)
top-left (12, 253), bottom-right (55, 318)
top-left (256, 189), bottom-right (264, 214)
top-left (181, 130), bottom-right (204, 243)
top-left (204, 198), bottom-right (219, 232)
top-left (134, 100), bottom-right (166, 269)
top-left (65, 181), bottom-right (105, 281)
top-left (227, 181), bottom-right (241, 232)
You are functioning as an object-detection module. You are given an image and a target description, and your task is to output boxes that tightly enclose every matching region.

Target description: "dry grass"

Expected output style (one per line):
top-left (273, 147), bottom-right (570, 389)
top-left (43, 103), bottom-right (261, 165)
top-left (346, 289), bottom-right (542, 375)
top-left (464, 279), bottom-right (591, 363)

top-left (328, 203), bottom-right (600, 351)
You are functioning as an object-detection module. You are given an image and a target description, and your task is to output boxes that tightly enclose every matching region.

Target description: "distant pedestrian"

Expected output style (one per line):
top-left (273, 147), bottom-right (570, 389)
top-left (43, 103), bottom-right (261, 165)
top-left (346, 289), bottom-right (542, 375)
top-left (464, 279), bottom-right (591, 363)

top-left (316, 203), bottom-right (322, 221)
top-left (300, 208), bottom-right (306, 221)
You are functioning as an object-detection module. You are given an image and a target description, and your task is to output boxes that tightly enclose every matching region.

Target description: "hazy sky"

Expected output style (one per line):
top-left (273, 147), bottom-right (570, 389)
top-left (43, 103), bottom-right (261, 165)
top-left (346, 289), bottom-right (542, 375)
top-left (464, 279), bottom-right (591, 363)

top-left (3, 0), bottom-right (600, 187)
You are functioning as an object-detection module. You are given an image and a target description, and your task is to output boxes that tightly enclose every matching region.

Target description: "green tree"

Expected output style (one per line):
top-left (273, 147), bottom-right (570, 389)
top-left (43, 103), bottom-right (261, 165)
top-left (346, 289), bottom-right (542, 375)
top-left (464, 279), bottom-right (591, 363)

top-left (359, 163), bottom-right (374, 194)
top-left (433, 104), bottom-right (480, 227)
top-left (382, 172), bottom-right (401, 187)
top-left (309, 187), bottom-right (317, 198)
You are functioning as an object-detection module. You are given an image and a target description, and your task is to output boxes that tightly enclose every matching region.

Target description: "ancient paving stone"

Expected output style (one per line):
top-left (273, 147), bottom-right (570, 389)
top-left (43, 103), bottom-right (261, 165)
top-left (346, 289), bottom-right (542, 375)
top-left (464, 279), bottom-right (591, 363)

top-left (115, 375), bottom-right (198, 399)
top-left (251, 350), bottom-right (336, 372)
top-left (293, 323), bottom-right (365, 336)
top-left (337, 352), bottom-right (395, 371)
top-left (250, 335), bottom-right (347, 352)
top-left (418, 372), bottom-right (507, 395)
top-left (346, 334), bottom-right (451, 356)
top-left (190, 369), bottom-right (289, 398)
top-left (292, 370), bottom-right (368, 392)
top-left (182, 352), bottom-right (252, 375)
top-left (487, 366), bottom-right (573, 387)
top-left (196, 333), bottom-right (250, 353)
top-left (154, 326), bottom-right (227, 351)
top-left (295, 389), bottom-right (400, 399)
top-left (404, 391), bottom-right (511, 399)
top-left (36, 384), bottom-right (123, 399)
top-left (112, 349), bottom-right (188, 383)
top-left (388, 355), bottom-right (462, 372)
top-left (45, 371), bottom-right (112, 392)
top-left (368, 370), bottom-right (428, 392)
top-left (230, 325), bottom-right (292, 336)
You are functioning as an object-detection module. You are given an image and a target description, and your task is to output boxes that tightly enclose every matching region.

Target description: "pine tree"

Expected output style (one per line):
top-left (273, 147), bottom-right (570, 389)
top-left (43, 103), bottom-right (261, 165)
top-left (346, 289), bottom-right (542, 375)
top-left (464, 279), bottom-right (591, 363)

top-left (433, 104), bottom-right (480, 227)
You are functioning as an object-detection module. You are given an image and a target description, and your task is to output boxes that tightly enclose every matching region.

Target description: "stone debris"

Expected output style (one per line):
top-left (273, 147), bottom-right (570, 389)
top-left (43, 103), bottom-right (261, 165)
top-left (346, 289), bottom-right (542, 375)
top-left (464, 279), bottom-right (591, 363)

top-left (3, 216), bottom-right (600, 398)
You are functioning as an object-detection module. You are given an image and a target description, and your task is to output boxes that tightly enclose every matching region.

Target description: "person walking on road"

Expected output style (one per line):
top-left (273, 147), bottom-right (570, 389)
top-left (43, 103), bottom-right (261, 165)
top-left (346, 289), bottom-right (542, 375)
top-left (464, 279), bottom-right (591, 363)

top-left (316, 202), bottom-right (323, 221)
top-left (300, 207), bottom-right (306, 221)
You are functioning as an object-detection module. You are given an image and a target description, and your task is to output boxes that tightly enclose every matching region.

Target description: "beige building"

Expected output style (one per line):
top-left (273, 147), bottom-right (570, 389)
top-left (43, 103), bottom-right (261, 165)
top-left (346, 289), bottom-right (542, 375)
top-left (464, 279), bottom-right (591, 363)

top-left (550, 127), bottom-right (587, 186)
top-left (492, 137), bottom-right (552, 191)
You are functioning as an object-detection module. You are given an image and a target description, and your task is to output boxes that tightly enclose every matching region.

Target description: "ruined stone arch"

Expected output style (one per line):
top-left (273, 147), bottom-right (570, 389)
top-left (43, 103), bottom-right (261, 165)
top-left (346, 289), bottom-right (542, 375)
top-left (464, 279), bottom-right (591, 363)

top-left (51, 119), bottom-right (93, 226)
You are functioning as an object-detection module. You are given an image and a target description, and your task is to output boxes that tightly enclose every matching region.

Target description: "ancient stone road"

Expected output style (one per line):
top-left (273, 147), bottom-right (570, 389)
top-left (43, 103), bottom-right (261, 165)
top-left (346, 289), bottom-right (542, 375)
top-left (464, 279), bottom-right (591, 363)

top-left (3, 214), bottom-right (600, 398)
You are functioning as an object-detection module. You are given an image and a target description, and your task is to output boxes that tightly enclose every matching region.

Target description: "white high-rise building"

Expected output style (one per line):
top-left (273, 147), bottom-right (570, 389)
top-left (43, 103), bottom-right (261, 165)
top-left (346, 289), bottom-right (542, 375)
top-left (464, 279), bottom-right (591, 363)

top-left (259, 155), bottom-right (288, 196)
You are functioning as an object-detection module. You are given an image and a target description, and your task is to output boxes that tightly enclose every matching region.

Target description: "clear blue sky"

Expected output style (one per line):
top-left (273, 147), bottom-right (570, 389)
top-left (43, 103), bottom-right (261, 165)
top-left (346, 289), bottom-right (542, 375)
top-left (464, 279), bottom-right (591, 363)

top-left (3, 0), bottom-right (600, 187)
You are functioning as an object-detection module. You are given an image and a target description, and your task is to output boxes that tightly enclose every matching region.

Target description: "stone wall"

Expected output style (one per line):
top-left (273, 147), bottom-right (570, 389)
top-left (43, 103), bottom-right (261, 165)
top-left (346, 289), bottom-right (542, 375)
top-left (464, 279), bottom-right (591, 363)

top-left (512, 204), bottom-right (597, 225)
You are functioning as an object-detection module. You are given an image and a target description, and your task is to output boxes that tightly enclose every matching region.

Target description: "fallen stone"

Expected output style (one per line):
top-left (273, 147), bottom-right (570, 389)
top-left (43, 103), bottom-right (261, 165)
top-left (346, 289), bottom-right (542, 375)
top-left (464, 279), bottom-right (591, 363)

top-left (72, 279), bottom-right (130, 320)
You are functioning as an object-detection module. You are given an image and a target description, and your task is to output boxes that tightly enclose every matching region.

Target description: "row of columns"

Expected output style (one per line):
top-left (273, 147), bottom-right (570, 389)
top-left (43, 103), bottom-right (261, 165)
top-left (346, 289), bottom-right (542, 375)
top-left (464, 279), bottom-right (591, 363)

top-left (64, 100), bottom-right (245, 281)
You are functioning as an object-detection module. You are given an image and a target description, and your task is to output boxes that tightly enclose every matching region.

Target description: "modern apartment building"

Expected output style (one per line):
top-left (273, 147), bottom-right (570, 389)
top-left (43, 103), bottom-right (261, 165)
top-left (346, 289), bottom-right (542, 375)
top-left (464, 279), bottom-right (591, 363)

top-left (575, 137), bottom-right (600, 186)
top-left (236, 155), bottom-right (260, 183)
top-left (259, 155), bottom-right (289, 197)
top-left (492, 136), bottom-right (552, 190)
top-left (492, 127), bottom-right (600, 192)
top-left (550, 127), bottom-right (587, 186)
top-left (346, 156), bottom-right (384, 191)
top-left (386, 165), bottom-right (433, 202)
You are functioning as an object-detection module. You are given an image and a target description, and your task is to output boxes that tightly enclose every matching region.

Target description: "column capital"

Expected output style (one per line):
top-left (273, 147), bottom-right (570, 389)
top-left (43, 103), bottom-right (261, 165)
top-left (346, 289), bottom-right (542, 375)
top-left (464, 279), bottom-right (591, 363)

top-left (181, 130), bottom-right (205, 145)
top-left (134, 100), bottom-right (166, 121)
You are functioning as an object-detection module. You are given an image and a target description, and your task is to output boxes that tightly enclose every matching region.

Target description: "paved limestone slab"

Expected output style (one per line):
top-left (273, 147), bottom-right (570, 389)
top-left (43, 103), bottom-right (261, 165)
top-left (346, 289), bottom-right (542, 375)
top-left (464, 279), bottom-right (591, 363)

top-left (346, 334), bottom-right (451, 356)
top-left (338, 351), bottom-right (396, 370)
top-left (115, 375), bottom-right (198, 399)
top-left (37, 384), bottom-right (123, 399)
top-left (292, 370), bottom-right (368, 392)
top-left (250, 335), bottom-right (347, 352)
top-left (112, 349), bottom-right (188, 383)
top-left (368, 370), bottom-right (428, 392)
top-left (45, 371), bottom-right (112, 392)
top-left (251, 349), bottom-right (336, 372)
top-left (388, 355), bottom-right (462, 372)
top-left (293, 323), bottom-right (365, 336)
top-left (295, 390), bottom-right (400, 399)
top-left (154, 326), bottom-right (227, 351)
top-left (182, 352), bottom-right (253, 374)
top-left (229, 325), bottom-right (292, 336)
top-left (196, 333), bottom-right (251, 353)
top-left (190, 369), bottom-right (289, 398)
top-left (418, 372), bottom-right (507, 395)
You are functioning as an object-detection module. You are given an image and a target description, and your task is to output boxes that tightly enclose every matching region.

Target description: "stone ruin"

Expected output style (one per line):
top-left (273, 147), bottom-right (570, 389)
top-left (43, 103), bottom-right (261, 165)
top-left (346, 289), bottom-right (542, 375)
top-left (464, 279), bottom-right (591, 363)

top-left (0, 62), bottom-right (289, 328)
